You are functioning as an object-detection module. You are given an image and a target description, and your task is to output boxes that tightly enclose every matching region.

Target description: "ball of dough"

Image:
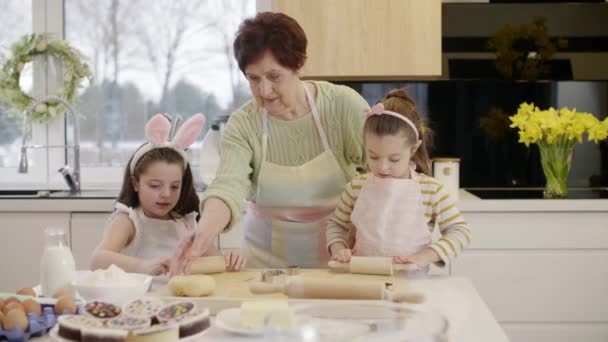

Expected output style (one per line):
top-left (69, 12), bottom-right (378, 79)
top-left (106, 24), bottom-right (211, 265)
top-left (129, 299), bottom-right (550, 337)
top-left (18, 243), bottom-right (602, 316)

top-left (169, 275), bottom-right (216, 297)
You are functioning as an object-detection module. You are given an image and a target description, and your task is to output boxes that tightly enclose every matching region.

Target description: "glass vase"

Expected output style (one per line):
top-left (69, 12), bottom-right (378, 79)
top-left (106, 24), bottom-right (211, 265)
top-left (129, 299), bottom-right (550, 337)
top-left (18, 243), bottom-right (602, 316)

top-left (537, 142), bottom-right (574, 199)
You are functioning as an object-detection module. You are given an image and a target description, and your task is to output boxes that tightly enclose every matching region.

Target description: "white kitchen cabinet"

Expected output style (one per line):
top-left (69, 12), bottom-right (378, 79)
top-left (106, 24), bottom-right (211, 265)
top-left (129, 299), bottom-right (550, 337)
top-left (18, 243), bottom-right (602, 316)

top-left (70, 213), bottom-right (109, 270)
top-left (0, 212), bottom-right (70, 292)
top-left (272, 0), bottom-right (441, 79)
top-left (453, 211), bottom-right (608, 342)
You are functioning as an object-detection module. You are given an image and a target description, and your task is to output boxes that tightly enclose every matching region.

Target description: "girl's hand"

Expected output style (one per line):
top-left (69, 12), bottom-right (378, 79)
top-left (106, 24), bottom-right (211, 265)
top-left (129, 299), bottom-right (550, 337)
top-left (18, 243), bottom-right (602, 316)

top-left (330, 243), bottom-right (352, 263)
top-left (224, 250), bottom-right (247, 271)
top-left (393, 248), bottom-right (441, 268)
top-left (139, 257), bottom-right (171, 276)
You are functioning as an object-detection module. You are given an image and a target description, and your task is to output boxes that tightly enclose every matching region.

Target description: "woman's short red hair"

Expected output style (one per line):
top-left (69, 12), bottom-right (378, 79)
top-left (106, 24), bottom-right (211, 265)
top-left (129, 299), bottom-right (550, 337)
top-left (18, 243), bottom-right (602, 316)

top-left (233, 12), bottom-right (307, 72)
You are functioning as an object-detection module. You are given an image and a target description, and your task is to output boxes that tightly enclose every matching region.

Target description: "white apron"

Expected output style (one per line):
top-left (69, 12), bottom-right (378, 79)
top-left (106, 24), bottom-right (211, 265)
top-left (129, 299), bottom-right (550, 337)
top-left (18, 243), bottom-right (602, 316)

top-left (242, 84), bottom-right (347, 268)
top-left (351, 166), bottom-right (431, 260)
top-left (115, 203), bottom-right (196, 259)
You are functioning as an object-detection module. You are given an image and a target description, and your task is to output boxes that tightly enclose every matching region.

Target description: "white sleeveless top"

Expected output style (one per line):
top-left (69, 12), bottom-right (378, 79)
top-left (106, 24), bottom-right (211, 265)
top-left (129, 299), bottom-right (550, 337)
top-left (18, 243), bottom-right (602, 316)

top-left (112, 203), bottom-right (197, 259)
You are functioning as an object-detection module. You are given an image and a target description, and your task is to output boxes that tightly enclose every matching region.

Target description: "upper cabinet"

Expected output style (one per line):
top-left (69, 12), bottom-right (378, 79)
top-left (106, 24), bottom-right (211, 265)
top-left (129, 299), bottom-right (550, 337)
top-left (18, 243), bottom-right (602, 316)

top-left (272, 0), bottom-right (441, 80)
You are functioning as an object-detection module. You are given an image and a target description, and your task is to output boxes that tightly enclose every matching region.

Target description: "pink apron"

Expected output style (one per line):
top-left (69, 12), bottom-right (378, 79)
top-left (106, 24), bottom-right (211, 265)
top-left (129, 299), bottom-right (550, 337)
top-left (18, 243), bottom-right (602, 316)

top-left (241, 84), bottom-right (347, 268)
top-left (351, 166), bottom-right (431, 259)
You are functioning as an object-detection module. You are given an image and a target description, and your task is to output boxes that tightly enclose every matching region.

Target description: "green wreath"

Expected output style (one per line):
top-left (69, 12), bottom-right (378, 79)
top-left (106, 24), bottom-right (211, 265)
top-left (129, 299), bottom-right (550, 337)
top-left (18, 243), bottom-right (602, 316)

top-left (0, 33), bottom-right (92, 123)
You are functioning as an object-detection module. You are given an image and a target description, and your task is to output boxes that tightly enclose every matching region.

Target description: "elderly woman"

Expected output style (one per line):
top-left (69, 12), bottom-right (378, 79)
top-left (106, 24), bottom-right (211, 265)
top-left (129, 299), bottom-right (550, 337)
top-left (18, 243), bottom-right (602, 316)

top-left (172, 12), bottom-right (368, 271)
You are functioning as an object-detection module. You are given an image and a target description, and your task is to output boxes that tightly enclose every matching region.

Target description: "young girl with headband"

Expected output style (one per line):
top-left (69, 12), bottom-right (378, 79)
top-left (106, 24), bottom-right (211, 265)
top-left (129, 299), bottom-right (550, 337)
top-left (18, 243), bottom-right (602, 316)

top-left (326, 89), bottom-right (471, 272)
top-left (91, 113), bottom-right (246, 275)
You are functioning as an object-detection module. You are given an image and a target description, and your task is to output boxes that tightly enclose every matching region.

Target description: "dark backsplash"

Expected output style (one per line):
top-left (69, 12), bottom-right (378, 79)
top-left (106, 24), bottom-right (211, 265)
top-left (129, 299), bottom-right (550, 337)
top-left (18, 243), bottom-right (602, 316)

top-left (338, 80), bottom-right (608, 189)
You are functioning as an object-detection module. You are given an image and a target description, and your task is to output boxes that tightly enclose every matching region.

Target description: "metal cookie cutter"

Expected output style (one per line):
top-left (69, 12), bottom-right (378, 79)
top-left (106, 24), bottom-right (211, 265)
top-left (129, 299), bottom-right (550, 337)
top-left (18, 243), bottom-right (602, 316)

top-left (287, 265), bottom-right (300, 276)
top-left (261, 269), bottom-right (285, 283)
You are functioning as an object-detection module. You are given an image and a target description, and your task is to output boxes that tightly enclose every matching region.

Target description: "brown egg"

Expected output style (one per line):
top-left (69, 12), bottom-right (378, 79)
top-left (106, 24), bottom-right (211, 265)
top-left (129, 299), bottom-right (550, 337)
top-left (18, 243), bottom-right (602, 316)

top-left (3, 302), bottom-right (24, 315)
top-left (3, 309), bottom-right (28, 332)
top-left (52, 289), bottom-right (69, 299)
top-left (22, 299), bottom-right (41, 316)
top-left (54, 295), bottom-right (77, 314)
top-left (3, 297), bottom-right (21, 306)
top-left (16, 287), bottom-right (36, 297)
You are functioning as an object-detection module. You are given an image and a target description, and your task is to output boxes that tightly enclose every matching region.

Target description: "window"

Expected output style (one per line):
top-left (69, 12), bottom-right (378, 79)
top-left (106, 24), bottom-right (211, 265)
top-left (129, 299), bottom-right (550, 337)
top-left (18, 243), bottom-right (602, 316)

top-left (0, 1), bottom-right (48, 189)
top-left (65, 0), bottom-right (254, 188)
top-left (0, 0), bottom-right (254, 190)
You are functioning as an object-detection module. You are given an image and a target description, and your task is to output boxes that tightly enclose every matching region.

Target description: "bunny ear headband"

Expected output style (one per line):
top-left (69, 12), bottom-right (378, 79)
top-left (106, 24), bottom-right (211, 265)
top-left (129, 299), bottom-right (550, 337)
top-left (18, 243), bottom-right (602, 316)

top-left (129, 113), bottom-right (206, 174)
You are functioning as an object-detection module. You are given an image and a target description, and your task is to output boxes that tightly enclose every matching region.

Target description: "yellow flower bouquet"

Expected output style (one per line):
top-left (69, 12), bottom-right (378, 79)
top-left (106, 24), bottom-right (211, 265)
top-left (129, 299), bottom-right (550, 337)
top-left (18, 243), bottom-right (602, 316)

top-left (510, 102), bottom-right (608, 198)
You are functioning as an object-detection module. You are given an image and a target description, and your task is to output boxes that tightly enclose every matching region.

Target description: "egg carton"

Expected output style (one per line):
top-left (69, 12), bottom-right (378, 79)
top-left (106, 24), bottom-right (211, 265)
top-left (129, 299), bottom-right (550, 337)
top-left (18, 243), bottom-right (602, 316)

top-left (0, 305), bottom-right (76, 342)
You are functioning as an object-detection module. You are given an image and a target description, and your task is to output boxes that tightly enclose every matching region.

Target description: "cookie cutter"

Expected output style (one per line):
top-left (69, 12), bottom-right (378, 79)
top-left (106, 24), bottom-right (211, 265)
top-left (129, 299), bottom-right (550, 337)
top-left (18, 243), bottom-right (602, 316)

top-left (261, 269), bottom-right (285, 283)
top-left (287, 265), bottom-right (300, 276)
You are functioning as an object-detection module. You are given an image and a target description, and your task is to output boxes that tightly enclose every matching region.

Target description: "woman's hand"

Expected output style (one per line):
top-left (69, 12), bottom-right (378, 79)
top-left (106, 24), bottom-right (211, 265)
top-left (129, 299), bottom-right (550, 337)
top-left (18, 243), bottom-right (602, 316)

top-left (170, 198), bottom-right (231, 276)
top-left (138, 257), bottom-right (171, 276)
top-left (330, 243), bottom-right (352, 263)
top-left (393, 248), bottom-right (441, 268)
top-left (224, 250), bottom-right (247, 271)
top-left (170, 229), bottom-right (217, 276)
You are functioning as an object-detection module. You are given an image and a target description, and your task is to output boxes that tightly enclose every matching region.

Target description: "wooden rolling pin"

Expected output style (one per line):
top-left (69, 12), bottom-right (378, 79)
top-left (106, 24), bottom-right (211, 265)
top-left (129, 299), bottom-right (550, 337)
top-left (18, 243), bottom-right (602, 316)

top-left (188, 256), bottom-right (227, 274)
top-left (249, 277), bottom-right (425, 303)
top-left (328, 256), bottom-right (419, 276)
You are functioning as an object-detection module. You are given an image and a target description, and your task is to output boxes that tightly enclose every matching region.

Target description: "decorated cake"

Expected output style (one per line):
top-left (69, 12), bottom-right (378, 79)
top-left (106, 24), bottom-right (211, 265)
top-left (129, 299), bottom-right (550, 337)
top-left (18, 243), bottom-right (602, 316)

top-left (129, 323), bottom-right (179, 342)
top-left (57, 315), bottom-right (104, 341)
top-left (173, 308), bottom-right (211, 338)
top-left (156, 302), bottom-right (195, 323)
top-left (84, 301), bottom-right (122, 319)
top-left (106, 315), bottom-right (150, 331)
top-left (122, 298), bottom-right (163, 320)
top-left (55, 299), bottom-right (209, 341)
top-left (80, 326), bottom-right (128, 342)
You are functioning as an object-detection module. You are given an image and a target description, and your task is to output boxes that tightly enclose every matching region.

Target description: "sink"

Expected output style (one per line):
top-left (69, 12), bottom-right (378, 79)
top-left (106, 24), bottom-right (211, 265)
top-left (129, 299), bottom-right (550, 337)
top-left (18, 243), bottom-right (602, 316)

top-left (0, 190), bottom-right (120, 199)
top-left (0, 190), bottom-right (63, 198)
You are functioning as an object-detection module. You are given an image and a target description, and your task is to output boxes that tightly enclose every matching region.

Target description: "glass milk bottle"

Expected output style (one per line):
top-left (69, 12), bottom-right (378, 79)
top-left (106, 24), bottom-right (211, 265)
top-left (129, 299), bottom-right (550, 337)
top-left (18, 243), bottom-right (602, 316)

top-left (40, 227), bottom-right (76, 297)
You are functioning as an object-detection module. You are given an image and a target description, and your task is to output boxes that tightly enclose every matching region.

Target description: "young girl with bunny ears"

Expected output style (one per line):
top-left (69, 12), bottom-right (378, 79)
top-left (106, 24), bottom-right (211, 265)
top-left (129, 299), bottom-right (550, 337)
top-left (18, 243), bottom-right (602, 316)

top-left (90, 113), bottom-right (246, 275)
top-left (326, 89), bottom-right (471, 272)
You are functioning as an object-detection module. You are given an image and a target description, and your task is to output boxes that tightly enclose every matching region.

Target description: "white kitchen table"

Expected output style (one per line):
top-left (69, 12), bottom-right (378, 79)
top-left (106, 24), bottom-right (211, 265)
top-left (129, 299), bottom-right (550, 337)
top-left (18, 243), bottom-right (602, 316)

top-left (34, 276), bottom-right (509, 342)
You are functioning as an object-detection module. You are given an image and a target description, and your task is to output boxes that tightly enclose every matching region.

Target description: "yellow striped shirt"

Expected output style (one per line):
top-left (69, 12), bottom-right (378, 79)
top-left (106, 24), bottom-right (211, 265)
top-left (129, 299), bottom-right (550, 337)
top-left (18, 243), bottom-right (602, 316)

top-left (326, 172), bottom-right (471, 266)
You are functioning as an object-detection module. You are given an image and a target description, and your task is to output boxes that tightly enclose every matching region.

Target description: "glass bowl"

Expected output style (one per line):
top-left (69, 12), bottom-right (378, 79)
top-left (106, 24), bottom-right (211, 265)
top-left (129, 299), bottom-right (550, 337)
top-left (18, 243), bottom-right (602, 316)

top-left (264, 301), bottom-right (449, 342)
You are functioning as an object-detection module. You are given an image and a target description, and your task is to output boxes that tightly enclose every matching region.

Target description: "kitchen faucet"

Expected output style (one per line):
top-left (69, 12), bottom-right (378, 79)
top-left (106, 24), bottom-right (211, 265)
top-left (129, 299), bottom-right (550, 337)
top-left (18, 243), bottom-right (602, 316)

top-left (168, 114), bottom-right (183, 140)
top-left (18, 96), bottom-right (81, 193)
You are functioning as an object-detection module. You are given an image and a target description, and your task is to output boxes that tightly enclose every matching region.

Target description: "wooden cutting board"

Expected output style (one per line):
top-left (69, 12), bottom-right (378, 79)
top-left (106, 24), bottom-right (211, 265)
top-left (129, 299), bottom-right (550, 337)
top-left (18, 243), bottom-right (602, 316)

top-left (148, 269), bottom-right (409, 313)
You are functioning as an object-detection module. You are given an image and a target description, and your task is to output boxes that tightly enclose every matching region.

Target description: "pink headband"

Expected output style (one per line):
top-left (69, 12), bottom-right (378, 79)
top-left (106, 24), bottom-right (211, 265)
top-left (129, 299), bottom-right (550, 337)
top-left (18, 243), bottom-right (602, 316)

top-left (130, 113), bottom-right (206, 174)
top-left (365, 103), bottom-right (420, 141)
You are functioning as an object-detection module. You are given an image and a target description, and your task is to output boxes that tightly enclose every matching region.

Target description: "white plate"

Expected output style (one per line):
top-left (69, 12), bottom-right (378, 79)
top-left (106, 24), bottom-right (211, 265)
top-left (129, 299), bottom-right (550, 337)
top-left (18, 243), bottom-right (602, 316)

top-left (214, 308), bottom-right (264, 337)
top-left (49, 324), bottom-right (209, 342)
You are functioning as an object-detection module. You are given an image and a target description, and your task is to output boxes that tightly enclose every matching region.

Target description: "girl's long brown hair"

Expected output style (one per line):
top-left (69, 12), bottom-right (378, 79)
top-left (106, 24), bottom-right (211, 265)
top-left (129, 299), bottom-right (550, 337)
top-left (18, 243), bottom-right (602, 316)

top-left (117, 147), bottom-right (199, 217)
top-left (364, 88), bottom-right (434, 175)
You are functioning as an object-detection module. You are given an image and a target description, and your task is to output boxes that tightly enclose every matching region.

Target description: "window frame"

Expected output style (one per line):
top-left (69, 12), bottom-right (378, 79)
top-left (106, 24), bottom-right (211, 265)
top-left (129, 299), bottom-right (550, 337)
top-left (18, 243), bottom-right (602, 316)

top-left (2, 0), bottom-right (259, 190)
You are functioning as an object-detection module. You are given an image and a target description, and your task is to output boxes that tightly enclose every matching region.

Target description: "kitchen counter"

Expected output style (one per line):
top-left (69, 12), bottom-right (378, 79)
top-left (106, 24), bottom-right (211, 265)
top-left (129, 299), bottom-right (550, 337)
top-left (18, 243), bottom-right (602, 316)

top-left (32, 275), bottom-right (509, 342)
top-left (1, 189), bottom-right (607, 212)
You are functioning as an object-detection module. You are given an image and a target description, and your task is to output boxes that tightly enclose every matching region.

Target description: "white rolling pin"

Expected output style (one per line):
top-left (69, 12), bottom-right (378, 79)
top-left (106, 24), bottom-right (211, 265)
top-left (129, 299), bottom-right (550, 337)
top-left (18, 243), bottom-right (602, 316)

top-left (249, 277), bottom-right (425, 303)
top-left (188, 256), bottom-right (227, 274)
top-left (328, 256), bottom-right (419, 276)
